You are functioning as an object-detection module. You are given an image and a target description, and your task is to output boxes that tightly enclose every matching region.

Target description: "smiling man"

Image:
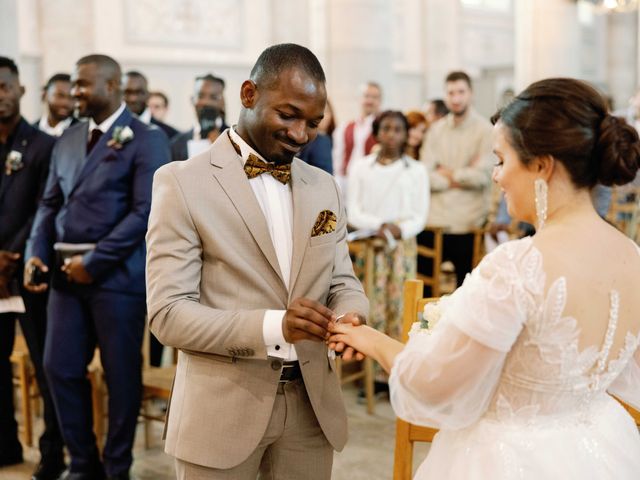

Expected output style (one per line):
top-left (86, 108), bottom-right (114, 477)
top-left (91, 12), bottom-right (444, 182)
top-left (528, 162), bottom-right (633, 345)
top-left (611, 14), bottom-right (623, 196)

top-left (24, 54), bottom-right (169, 480)
top-left (146, 43), bottom-right (368, 479)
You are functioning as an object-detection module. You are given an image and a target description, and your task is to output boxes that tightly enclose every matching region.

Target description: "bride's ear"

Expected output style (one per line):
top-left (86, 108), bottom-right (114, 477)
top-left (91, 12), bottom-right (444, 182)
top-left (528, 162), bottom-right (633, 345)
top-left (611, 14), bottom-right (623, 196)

top-left (531, 155), bottom-right (555, 182)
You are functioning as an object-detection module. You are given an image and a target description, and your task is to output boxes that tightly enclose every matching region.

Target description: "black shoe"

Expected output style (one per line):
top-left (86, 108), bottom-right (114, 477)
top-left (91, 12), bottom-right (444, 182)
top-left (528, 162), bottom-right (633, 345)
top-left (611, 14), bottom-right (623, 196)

top-left (32, 458), bottom-right (66, 480)
top-left (0, 444), bottom-right (23, 467)
top-left (61, 465), bottom-right (105, 480)
top-left (106, 472), bottom-right (129, 480)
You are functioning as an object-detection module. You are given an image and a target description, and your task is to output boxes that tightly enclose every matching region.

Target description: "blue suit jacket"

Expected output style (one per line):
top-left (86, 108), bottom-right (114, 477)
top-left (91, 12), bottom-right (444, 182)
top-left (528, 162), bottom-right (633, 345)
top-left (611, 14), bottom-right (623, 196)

top-left (26, 107), bottom-right (170, 294)
top-left (0, 118), bottom-right (55, 254)
top-left (298, 133), bottom-right (333, 175)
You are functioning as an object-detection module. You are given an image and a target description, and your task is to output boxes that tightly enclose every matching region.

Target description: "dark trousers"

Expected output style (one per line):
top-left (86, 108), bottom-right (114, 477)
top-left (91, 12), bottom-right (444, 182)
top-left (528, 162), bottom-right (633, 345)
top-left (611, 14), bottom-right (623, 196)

top-left (417, 231), bottom-right (475, 296)
top-left (43, 286), bottom-right (145, 476)
top-left (0, 287), bottom-right (64, 463)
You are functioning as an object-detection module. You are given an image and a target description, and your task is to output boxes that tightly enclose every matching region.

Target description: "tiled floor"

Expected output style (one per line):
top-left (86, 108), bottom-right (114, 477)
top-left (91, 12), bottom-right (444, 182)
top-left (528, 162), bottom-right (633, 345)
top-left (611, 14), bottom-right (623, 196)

top-left (0, 386), bottom-right (429, 480)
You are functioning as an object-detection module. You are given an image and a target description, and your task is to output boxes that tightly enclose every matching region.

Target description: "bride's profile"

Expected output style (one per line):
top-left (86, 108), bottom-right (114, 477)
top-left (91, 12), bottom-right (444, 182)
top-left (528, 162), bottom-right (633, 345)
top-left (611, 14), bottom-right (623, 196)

top-left (329, 78), bottom-right (640, 479)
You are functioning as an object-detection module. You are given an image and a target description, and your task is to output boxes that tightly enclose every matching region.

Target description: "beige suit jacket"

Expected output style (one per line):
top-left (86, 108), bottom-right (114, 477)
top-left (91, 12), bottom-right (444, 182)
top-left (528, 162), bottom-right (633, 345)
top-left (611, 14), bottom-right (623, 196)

top-left (146, 131), bottom-right (369, 469)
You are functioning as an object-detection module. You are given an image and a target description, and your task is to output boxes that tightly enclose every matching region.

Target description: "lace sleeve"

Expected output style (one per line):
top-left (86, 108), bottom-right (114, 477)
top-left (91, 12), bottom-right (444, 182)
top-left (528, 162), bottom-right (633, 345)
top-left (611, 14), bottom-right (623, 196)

top-left (389, 240), bottom-right (535, 429)
top-left (608, 347), bottom-right (640, 411)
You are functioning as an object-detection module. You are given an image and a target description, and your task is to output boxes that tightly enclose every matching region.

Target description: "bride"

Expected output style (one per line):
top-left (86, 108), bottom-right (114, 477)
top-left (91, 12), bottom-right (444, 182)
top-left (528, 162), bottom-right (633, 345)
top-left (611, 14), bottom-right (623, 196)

top-left (329, 78), bottom-right (640, 479)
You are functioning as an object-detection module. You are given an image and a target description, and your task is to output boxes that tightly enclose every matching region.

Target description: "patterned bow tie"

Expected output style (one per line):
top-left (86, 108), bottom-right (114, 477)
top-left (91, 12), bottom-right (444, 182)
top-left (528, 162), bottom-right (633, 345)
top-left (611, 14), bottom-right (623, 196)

top-left (228, 132), bottom-right (291, 185)
top-left (243, 154), bottom-right (291, 185)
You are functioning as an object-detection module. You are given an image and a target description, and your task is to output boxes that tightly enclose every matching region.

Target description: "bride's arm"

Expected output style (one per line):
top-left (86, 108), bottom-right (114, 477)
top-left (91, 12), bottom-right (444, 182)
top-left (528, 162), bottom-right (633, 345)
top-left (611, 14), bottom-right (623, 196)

top-left (328, 324), bottom-right (404, 373)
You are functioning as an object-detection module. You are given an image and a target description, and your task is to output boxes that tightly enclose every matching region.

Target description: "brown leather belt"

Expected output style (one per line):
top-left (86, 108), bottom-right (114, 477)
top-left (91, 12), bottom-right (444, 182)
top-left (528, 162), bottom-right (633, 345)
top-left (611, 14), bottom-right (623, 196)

top-left (279, 361), bottom-right (302, 383)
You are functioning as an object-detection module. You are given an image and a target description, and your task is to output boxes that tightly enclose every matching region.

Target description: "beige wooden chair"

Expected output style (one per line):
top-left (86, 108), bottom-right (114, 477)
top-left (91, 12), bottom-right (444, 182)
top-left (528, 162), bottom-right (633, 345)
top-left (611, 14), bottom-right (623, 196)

top-left (393, 279), bottom-right (439, 479)
top-left (606, 185), bottom-right (640, 241)
top-left (10, 332), bottom-right (36, 446)
top-left (416, 226), bottom-right (444, 298)
top-left (139, 325), bottom-right (176, 447)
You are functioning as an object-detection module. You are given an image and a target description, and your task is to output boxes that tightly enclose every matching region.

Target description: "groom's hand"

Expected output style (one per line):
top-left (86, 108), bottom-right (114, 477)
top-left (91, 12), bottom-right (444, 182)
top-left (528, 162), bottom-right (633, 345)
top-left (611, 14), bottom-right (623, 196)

top-left (330, 312), bottom-right (366, 361)
top-left (283, 297), bottom-right (336, 343)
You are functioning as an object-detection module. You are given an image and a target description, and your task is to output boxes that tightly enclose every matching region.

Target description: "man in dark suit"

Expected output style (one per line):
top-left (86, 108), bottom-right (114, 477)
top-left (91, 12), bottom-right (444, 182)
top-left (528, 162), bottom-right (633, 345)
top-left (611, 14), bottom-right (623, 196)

top-left (34, 73), bottom-right (78, 137)
top-left (0, 56), bottom-right (66, 480)
top-left (24, 54), bottom-right (170, 480)
top-left (170, 73), bottom-right (228, 161)
top-left (123, 70), bottom-right (178, 139)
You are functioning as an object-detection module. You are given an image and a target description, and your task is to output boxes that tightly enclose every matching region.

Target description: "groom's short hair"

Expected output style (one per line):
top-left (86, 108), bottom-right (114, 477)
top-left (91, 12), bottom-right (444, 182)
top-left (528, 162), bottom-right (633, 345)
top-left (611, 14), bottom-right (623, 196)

top-left (250, 43), bottom-right (325, 89)
top-left (76, 54), bottom-right (122, 82)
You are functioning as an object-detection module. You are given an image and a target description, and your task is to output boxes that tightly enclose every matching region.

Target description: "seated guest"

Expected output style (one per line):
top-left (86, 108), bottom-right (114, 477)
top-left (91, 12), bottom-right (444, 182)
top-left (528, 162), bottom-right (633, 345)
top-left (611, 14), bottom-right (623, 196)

top-left (0, 56), bottom-right (66, 480)
top-left (147, 90), bottom-right (170, 122)
top-left (123, 70), bottom-right (179, 139)
top-left (347, 110), bottom-right (429, 388)
top-left (171, 73), bottom-right (228, 161)
top-left (405, 110), bottom-right (427, 160)
top-left (34, 72), bottom-right (77, 137)
top-left (298, 99), bottom-right (335, 174)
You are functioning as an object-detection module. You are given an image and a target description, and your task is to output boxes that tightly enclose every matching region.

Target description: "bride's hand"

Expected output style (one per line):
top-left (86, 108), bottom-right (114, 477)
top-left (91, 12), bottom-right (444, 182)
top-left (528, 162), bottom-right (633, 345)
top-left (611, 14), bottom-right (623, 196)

top-left (328, 322), bottom-right (385, 360)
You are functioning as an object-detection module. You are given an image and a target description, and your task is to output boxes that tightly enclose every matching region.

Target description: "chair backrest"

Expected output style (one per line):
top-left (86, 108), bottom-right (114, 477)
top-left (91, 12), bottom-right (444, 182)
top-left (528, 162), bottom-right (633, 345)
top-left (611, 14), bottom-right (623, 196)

top-left (416, 226), bottom-right (444, 298)
top-left (606, 185), bottom-right (640, 239)
top-left (394, 279), bottom-right (439, 479)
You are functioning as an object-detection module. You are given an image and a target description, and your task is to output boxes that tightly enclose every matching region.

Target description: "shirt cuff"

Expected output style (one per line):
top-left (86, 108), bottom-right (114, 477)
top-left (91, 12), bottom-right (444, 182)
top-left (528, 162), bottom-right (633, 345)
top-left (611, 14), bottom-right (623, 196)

top-left (263, 310), bottom-right (292, 359)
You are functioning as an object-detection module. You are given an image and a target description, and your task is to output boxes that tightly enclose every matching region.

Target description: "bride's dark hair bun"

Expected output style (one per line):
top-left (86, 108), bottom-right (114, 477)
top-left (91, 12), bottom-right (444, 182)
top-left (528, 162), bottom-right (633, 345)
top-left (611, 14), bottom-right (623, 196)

top-left (492, 78), bottom-right (640, 188)
top-left (595, 114), bottom-right (640, 187)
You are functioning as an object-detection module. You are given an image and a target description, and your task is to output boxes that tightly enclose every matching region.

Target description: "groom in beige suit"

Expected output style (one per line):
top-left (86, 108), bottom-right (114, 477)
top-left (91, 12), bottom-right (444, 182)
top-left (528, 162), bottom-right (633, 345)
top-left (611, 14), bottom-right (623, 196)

top-left (146, 44), bottom-right (369, 479)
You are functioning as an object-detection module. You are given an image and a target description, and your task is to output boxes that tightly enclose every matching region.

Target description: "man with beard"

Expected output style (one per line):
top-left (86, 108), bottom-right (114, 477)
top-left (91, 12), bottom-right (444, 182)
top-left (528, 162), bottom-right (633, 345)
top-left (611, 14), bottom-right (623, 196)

top-left (146, 43), bottom-right (368, 479)
top-left (419, 71), bottom-right (493, 290)
top-left (24, 54), bottom-right (170, 480)
top-left (34, 73), bottom-right (77, 137)
top-left (0, 56), bottom-right (66, 480)
top-left (170, 73), bottom-right (228, 161)
top-left (123, 70), bottom-right (178, 139)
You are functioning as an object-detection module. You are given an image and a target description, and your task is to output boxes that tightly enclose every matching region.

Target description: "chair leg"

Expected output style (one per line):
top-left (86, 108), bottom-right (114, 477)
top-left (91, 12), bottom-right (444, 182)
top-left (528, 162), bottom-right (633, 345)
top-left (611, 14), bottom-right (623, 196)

top-left (143, 399), bottom-right (151, 449)
top-left (17, 355), bottom-right (33, 446)
top-left (393, 420), bottom-right (413, 480)
top-left (89, 371), bottom-right (105, 453)
top-left (364, 357), bottom-right (375, 415)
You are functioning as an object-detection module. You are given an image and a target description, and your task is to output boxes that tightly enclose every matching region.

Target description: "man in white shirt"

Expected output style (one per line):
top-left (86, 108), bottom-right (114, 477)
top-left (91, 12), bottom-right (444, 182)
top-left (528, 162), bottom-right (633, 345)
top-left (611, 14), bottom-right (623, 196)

top-left (34, 73), bottom-right (76, 137)
top-left (146, 43), bottom-right (368, 480)
top-left (332, 82), bottom-right (382, 188)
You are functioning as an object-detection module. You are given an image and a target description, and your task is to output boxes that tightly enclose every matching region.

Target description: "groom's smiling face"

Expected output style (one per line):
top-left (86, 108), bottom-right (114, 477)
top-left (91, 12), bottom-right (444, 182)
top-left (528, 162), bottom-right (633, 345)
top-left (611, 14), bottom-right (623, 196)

top-left (71, 62), bottom-right (115, 120)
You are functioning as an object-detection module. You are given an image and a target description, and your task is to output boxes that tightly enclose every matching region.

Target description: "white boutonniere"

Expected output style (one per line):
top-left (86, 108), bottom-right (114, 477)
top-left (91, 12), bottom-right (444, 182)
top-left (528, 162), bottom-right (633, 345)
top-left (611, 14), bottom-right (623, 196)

top-left (107, 126), bottom-right (134, 150)
top-left (4, 150), bottom-right (24, 176)
top-left (408, 299), bottom-right (445, 338)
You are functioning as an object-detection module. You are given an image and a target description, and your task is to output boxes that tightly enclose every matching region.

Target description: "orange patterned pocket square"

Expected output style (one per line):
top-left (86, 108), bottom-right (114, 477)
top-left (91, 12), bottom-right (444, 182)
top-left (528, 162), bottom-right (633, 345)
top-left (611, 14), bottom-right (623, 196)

top-left (311, 210), bottom-right (337, 237)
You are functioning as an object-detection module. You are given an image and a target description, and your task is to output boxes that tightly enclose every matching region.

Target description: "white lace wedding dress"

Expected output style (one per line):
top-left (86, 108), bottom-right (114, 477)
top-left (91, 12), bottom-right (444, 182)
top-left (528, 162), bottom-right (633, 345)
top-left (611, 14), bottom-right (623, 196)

top-left (389, 237), bottom-right (640, 479)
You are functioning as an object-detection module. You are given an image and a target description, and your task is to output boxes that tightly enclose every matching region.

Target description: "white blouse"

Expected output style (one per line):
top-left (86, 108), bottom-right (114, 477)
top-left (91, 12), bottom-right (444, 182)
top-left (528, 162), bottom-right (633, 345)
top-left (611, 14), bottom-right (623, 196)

top-left (346, 154), bottom-right (429, 239)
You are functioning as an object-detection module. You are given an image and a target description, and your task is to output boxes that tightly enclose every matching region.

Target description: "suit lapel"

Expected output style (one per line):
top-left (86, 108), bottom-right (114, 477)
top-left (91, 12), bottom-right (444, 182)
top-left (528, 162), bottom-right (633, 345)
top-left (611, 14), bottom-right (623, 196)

top-left (69, 109), bottom-right (132, 197)
top-left (288, 160), bottom-right (316, 297)
top-left (0, 119), bottom-right (30, 203)
top-left (209, 135), bottom-right (286, 290)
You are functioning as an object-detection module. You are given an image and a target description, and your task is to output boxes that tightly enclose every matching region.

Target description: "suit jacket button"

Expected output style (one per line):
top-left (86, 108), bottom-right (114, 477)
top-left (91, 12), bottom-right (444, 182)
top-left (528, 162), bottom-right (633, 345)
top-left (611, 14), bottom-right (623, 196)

top-left (271, 359), bottom-right (282, 370)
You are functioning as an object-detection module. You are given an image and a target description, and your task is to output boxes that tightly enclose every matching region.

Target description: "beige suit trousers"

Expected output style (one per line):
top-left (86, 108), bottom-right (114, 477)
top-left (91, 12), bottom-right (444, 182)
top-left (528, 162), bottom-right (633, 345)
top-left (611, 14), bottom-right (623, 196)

top-left (174, 379), bottom-right (333, 480)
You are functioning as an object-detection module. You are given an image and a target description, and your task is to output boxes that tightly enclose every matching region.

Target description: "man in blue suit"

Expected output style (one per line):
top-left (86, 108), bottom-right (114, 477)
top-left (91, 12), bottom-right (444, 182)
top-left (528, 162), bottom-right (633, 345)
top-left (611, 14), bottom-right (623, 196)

top-left (24, 54), bottom-right (170, 480)
top-left (0, 56), bottom-right (66, 480)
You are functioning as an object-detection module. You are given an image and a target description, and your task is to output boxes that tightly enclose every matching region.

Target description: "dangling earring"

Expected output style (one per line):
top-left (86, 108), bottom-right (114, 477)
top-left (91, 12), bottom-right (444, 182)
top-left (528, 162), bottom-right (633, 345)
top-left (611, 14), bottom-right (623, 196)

top-left (534, 178), bottom-right (548, 230)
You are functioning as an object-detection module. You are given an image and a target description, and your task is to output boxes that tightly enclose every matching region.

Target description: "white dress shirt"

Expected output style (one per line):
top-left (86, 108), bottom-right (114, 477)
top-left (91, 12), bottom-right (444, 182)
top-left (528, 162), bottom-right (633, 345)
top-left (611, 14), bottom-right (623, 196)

top-left (228, 127), bottom-right (297, 361)
top-left (38, 115), bottom-right (72, 137)
top-left (88, 102), bottom-right (126, 139)
top-left (138, 107), bottom-right (152, 124)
